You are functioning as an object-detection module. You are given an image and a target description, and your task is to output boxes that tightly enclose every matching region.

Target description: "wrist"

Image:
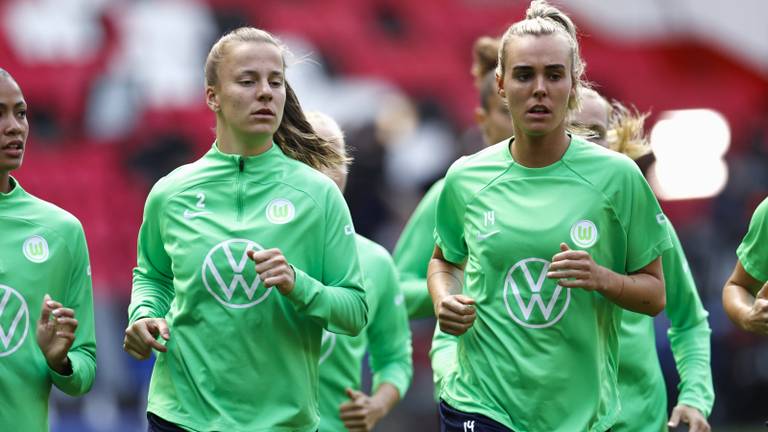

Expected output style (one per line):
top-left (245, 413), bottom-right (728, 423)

top-left (48, 355), bottom-right (72, 375)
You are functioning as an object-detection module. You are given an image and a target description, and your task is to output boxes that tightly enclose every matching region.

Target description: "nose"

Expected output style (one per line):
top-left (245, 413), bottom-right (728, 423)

top-left (256, 79), bottom-right (273, 102)
top-left (533, 75), bottom-right (547, 98)
top-left (1, 113), bottom-right (23, 136)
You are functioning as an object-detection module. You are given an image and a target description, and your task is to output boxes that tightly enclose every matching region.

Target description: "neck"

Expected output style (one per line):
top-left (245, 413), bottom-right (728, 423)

top-left (509, 124), bottom-right (570, 168)
top-left (0, 172), bottom-right (11, 194)
top-left (216, 124), bottom-right (274, 157)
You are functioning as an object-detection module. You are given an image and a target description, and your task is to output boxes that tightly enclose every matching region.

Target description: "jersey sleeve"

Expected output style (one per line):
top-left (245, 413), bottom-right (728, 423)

top-left (366, 252), bottom-right (413, 398)
top-left (429, 325), bottom-right (458, 401)
top-left (434, 167), bottom-right (469, 265)
top-left (50, 222), bottom-right (96, 396)
top-left (393, 180), bottom-right (444, 319)
top-left (615, 162), bottom-right (672, 272)
top-left (737, 197), bottom-right (768, 284)
top-left (287, 185), bottom-right (368, 336)
top-left (128, 183), bottom-right (175, 325)
top-left (663, 224), bottom-right (714, 416)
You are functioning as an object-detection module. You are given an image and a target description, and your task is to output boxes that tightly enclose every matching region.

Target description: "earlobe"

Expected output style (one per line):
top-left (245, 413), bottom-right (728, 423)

top-left (205, 87), bottom-right (220, 112)
top-left (496, 74), bottom-right (505, 98)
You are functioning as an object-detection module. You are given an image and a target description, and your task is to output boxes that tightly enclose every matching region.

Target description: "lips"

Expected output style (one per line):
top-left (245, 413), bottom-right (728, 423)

top-left (1, 140), bottom-right (24, 158)
top-left (251, 108), bottom-right (274, 116)
top-left (527, 104), bottom-right (551, 114)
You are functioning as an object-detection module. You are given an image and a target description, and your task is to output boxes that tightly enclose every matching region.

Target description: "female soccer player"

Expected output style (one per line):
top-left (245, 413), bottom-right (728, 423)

top-left (393, 37), bottom-right (512, 321)
top-left (723, 198), bottom-right (768, 334)
top-left (428, 1), bottom-right (671, 430)
top-left (308, 112), bottom-right (412, 432)
top-left (123, 28), bottom-right (367, 432)
top-left (572, 89), bottom-right (713, 432)
top-left (0, 68), bottom-right (96, 431)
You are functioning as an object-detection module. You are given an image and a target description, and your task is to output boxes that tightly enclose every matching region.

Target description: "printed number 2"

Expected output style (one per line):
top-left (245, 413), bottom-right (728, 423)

top-left (196, 193), bottom-right (206, 209)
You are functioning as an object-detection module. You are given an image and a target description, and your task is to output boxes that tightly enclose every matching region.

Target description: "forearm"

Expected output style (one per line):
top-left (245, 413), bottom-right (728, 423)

top-left (722, 283), bottom-right (755, 331)
top-left (600, 268), bottom-right (665, 316)
top-left (288, 267), bottom-right (368, 336)
top-left (669, 322), bottom-right (714, 416)
top-left (427, 258), bottom-right (464, 312)
top-left (370, 383), bottom-right (401, 421)
top-left (401, 276), bottom-right (434, 319)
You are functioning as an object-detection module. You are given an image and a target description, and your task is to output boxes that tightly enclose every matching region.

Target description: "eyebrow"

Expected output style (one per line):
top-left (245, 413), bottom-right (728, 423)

top-left (237, 69), bottom-right (284, 77)
top-left (512, 64), bottom-right (567, 71)
top-left (0, 101), bottom-right (26, 110)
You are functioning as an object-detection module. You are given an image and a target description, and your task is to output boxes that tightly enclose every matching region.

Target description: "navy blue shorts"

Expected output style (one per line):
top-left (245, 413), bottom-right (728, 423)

top-left (439, 400), bottom-right (513, 432)
top-left (147, 413), bottom-right (186, 432)
top-left (439, 400), bottom-right (612, 432)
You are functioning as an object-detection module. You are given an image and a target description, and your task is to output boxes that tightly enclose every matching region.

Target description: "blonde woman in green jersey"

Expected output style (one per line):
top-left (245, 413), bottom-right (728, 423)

top-left (572, 88), bottom-right (713, 432)
top-left (724, 198), bottom-right (768, 334)
top-left (0, 69), bottom-right (97, 431)
top-left (427, 1), bottom-right (672, 430)
top-left (308, 112), bottom-right (413, 432)
top-left (123, 28), bottom-right (367, 432)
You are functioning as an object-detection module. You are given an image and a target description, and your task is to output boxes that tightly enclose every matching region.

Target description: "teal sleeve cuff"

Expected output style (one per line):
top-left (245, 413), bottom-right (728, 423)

top-left (401, 277), bottom-right (435, 319)
top-left (373, 360), bottom-right (413, 399)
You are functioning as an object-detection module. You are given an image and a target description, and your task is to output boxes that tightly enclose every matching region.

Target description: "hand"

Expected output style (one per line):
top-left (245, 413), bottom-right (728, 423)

top-left (668, 404), bottom-right (710, 432)
top-left (339, 388), bottom-right (385, 432)
top-left (743, 283), bottom-right (768, 334)
top-left (36, 294), bottom-right (77, 374)
top-left (123, 317), bottom-right (170, 360)
top-left (435, 294), bottom-right (476, 336)
top-left (547, 243), bottom-right (612, 292)
top-left (247, 248), bottom-right (295, 295)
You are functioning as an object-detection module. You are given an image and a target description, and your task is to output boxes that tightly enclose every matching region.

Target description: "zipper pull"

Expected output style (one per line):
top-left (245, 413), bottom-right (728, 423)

top-left (239, 158), bottom-right (244, 172)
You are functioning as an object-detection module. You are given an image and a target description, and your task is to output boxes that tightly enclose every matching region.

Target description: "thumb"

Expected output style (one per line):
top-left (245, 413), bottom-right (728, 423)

top-left (246, 249), bottom-right (257, 262)
top-left (157, 319), bottom-right (171, 340)
top-left (454, 295), bottom-right (476, 306)
top-left (345, 387), bottom-right (364, 400)
top-left (560, 242), bottom-right (570, 252)
top-left (757, 282), bottom-right (768, 300)
top-left (667, 406), bottom-right (682, 427)
top-left (38, 294), bottom-right (52, 324)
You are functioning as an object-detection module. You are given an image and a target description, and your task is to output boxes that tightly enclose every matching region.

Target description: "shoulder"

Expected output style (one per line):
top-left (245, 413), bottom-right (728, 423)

top-left (355, 234), bottom-right (395, 269)
top-left (443, 142), bottom-right (509, 194)
top-left (22, 192), bottom-right (86, 241)
top-left (281, 159), bottom-right (346, 207)
top-left (750, 197), bottom-right (768, 224)
top-left (563, 137), bottom-right (646, 190)
top-left (147, 157), bottom-right (210, 200)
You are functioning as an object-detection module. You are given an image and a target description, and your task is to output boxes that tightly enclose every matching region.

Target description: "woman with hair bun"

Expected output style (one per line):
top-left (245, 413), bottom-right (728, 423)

top-left (428, 1), bottom-right (671, 430)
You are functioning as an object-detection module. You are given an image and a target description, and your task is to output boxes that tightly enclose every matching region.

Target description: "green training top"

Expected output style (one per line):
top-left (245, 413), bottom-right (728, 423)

top-left (390, 177), bottom-right (458, 397)
top-left (392, 178), bottom-right (444, 319)
top-left (737, 197), bottom-right (768, 285)
top-left (613, 221), bottom-right (713, 431)
top-left (435, 137), bottom-right (672, 432)
top-left (129, 143), bottom-right (368, 432)
top-left (318, 234), bottom-right (412, 431)
top-left (0, 177), bottom-right (97, 431)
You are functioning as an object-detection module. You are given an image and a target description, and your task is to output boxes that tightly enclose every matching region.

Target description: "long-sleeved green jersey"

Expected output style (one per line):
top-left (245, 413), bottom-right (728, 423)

top-left (129, 143), bottom-right (367, 432)
top-left (318, 234), bottom-right (412, 431)
top-left (613, 221), bottom-right (713, 431)
top-left (0, 177), bottom-right (97, 431)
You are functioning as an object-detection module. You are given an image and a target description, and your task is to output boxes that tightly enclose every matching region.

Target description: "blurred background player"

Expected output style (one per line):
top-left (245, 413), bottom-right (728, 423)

top-left (0, 68), bottom-right (96, 431)
top-left (723, 198), bottom-right (768, 336)
top-left (309, 111), bottom-right (413, 432)
top-left (571, 87), bottom-right (714, 432)
top-left (428, 1), bottom-right (671, 430)
top-left (123, 28), bottom-right (367, 432)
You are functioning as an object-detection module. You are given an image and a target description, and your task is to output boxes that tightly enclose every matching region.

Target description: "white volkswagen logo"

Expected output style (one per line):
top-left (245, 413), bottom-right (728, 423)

top-left (503, 258), bottom-right (571, 329)
top-left (319, 330), bottom-right (336, 364)
top-left (0, 285), bottom-right (30, 357)
top-left (201, 239), bottom-right (272, 309)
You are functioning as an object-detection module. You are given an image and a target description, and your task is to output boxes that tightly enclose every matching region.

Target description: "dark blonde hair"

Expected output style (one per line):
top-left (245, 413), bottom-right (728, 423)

top-left (607, 101), bottom-right (651, 160)
top-left (472, 36), bottom-right (501, 81)
top-left (497, 0), bottom-right (587, 111)
top-left (204, 27), bottom-right (349, 170)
